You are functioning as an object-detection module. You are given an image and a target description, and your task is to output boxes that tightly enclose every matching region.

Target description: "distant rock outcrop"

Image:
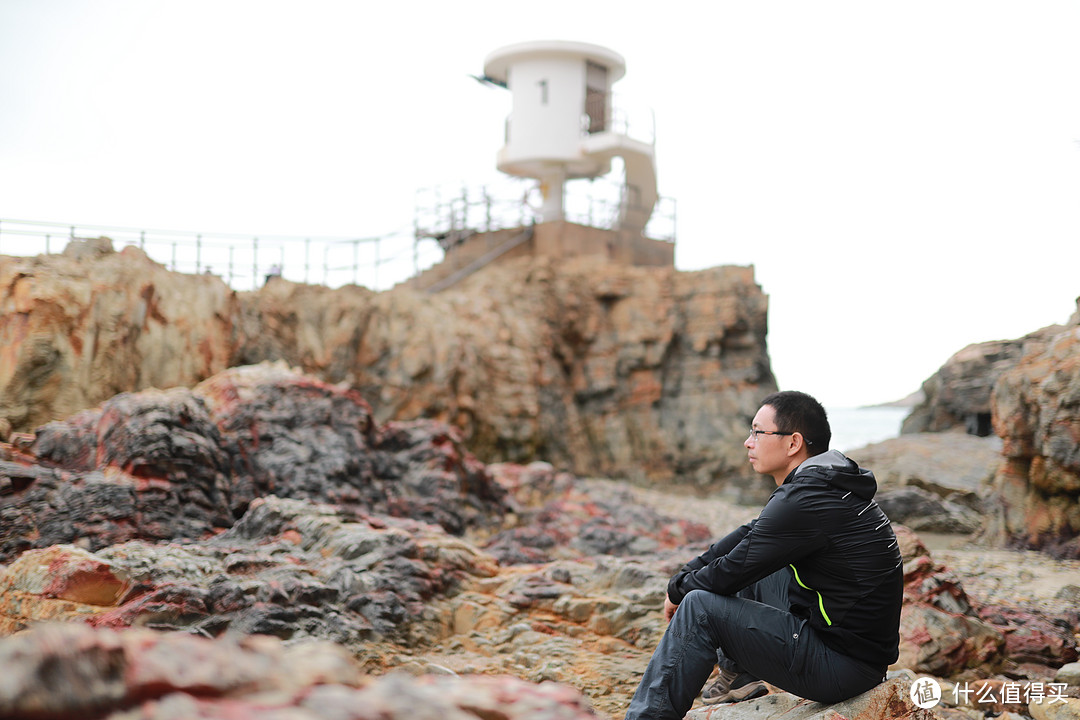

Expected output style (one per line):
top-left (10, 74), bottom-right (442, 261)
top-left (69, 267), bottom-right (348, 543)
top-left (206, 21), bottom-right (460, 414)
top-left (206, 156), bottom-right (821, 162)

top-left (893, 296), bottom-right (1080, 558)
top-left (902, 328), bottom-right (1062, 437)
top-left (1, 239), bottom-right (774, 485)
top-left (988, 299), bottom-right (1080, 558)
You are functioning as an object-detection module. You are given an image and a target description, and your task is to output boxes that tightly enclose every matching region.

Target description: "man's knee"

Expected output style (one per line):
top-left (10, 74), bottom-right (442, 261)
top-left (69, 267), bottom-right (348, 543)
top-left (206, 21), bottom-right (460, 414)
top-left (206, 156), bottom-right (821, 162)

top-left (676, 589), bottom-right (737, 624)
top-left (677, 589), bottom-right (711, 615)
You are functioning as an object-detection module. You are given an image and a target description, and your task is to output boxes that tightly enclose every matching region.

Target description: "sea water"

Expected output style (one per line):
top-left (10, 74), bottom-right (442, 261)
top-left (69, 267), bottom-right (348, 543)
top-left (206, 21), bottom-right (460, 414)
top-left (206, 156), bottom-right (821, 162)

top-left (826, 406), bottom-right (911, 453)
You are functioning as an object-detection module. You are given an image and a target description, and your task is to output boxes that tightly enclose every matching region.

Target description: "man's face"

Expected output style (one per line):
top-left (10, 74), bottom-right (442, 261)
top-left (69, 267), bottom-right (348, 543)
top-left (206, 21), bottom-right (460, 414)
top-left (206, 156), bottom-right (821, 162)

top-left (745, 404), bottom-right (792, 481)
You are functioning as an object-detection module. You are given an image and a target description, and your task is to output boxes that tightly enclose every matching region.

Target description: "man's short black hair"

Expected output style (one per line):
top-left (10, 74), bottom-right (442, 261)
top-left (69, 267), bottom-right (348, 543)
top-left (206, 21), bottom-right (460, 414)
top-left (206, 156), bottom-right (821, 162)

top-left (761, 390), bottom-right (831, 456)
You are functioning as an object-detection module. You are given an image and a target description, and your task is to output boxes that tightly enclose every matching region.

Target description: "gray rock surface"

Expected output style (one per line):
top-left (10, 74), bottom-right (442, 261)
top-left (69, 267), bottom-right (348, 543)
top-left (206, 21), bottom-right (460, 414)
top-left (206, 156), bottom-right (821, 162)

top-left (685, 675), bottom-right (938, 719)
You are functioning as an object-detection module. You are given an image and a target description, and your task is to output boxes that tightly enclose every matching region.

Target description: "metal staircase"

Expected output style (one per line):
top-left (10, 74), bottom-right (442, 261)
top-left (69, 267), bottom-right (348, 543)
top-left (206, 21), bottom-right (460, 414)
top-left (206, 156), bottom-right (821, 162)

top-left (422, 226), bottom-right (534, 293)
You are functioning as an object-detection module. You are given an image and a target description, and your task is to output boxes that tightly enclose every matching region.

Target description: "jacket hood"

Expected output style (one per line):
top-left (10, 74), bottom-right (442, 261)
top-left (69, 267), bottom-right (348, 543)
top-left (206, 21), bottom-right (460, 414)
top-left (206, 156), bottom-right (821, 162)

top-left (791, 449), bottom-right (878, 500)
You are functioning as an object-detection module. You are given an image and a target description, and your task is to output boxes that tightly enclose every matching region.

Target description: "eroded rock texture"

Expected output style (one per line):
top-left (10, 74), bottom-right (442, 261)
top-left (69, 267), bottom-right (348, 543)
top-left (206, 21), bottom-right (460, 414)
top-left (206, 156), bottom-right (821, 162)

top-left (0, 363), bottom-right (506, 561)
top-left (892, 294), bottom-right (1080, 558)
top-left (0, 371), bottom-right (1075, 720)
top-left (0, 622), bottom-right (600, 720)
top-left (989, 300), bottom-right (1080, 557)
top-left (0, 239), bottom-right (238, 433)
top-left (1, 240), bottom-right (773, 485)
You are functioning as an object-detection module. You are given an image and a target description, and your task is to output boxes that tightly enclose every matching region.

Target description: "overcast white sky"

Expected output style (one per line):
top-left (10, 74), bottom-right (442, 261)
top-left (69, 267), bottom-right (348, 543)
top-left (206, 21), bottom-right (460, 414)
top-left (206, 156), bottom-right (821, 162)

top-left (2, 1), bottom-right (1078, 408)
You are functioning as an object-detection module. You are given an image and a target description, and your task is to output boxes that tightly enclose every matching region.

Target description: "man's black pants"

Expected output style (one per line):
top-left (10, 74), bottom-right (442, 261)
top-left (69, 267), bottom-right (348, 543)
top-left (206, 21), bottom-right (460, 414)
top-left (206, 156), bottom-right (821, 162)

top-left (623, 569), bottom-right (885, 720)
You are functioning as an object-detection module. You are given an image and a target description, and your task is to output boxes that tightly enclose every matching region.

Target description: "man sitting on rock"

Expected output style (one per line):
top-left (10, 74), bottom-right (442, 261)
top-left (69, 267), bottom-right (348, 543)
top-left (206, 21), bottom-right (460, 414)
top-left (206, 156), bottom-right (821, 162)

top-left (624, 391), bottom-right (903, 720)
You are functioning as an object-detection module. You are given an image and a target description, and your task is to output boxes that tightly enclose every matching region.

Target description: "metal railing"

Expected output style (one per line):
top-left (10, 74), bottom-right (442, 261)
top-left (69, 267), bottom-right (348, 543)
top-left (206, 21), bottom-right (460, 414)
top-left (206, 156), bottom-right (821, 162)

top-left (2, 171), bottom-right (675, 293)
top-left (604, 93), bottom-right (657, 144)
top-left (0, 219), bottom-right (441, 292)
top-left (414, 175), bottom-right (676, 246)
top-left (413, 179), bottom-right (537, 252)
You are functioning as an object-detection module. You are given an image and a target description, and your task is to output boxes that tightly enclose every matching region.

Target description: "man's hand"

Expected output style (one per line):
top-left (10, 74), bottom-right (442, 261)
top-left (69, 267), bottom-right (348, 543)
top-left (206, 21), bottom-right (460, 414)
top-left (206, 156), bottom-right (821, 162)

top-left (664, 594), bottom-right (678, 622)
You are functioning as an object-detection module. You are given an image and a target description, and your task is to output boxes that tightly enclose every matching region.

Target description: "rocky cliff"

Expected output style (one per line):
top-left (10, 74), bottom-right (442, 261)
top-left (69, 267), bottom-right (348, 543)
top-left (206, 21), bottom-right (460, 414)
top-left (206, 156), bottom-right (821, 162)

top-left (902, 327), bottom-right (1063, 437)
top-left (893, 296), bottom-right (1080, 558)
top-left (0, 239), bottom-right (238, 435)
top-left (0, 239), bottom-right (774, 486)
top-left (988, 299), bottom-right (1080, 557)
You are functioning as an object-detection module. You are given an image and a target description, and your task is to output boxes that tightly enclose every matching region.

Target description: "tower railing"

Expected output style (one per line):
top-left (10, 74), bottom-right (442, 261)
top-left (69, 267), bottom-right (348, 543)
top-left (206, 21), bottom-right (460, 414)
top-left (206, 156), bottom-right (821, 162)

top-left (413, 180), bottom-right (536, 252)
top-left (413, 175), bottom-right (676, 248)
top-left (603, 92), bottom-right (656, 144)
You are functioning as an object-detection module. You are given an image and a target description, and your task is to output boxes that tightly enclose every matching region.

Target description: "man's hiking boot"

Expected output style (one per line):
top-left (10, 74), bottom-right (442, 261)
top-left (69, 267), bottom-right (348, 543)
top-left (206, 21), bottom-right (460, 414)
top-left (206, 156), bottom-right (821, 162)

top-left (700, 668), bottom-right (769, 705)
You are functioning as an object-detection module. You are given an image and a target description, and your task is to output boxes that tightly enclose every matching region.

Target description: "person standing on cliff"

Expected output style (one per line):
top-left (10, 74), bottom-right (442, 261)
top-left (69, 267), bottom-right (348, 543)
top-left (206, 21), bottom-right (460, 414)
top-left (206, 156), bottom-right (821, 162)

top-left (624, 390), bottom-right (903, 720)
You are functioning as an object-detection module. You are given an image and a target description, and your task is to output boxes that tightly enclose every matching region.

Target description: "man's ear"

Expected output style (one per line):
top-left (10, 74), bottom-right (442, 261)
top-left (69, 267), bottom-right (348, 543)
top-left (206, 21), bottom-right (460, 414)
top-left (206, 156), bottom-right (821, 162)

top-left (786, 432), bottom-right (807, 457)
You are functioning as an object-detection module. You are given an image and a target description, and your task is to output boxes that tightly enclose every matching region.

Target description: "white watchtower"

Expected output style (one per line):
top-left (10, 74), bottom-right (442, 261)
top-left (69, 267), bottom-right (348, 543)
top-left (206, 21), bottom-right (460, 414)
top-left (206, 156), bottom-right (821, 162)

top-left (482, 40), bottom-right (657, 237)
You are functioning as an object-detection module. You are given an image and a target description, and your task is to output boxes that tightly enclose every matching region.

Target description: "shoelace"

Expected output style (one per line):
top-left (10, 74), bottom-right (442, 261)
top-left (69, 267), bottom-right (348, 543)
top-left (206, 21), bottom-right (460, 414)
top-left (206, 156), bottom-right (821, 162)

top-left (713, 668), bottom-right (739, 692)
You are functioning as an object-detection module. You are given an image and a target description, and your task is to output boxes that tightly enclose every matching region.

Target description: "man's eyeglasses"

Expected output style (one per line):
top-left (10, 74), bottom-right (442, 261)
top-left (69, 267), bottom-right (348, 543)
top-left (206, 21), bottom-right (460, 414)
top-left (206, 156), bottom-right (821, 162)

top-left (747, 428), bottom-right (794, 442)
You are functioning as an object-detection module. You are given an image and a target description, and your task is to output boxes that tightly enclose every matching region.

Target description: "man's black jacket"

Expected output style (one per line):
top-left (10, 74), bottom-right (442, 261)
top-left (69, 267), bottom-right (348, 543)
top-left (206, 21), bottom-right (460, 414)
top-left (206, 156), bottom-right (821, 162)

top-left (666, 449), bottom-right (904, 671)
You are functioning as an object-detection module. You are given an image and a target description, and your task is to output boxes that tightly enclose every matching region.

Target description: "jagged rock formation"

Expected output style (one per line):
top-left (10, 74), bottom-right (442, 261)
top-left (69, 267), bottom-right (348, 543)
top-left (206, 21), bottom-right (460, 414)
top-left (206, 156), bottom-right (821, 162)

top-left (0, 239), bottom-right (238, 433)
top-left (892, 295), bottom-right (1080, 557)
top-left (0, 366), bottom-right (719, 648)
top-left (0, 239), bottom-right (774, 485)
top-left (1, 366), bottom-right (1076, 720)
top-left (0, 363), bottom-right (505, 562)
top-left (903, 328), bottom-right (1063, 437)
top-left (4, 242), bottom-right (1079, 719)
top-left (988, 299), bottom-right (1080, 557)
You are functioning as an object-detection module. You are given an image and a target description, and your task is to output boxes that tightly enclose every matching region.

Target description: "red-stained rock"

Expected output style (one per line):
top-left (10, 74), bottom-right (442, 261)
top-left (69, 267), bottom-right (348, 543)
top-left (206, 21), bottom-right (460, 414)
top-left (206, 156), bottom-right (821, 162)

top-left (893, 525), bottom-right (1008, 677)
top-left (0, 622), bottom-right (600, 720)
top-left (988, 300), bottom-right (1080, 557)
top-left (484, 464), bottom-right (713, 565)
top-left (9, 545), bottom-right (130, 606)
top-left (0, 494), bottom-right (504, 647)
top-left (902, 554), bottom-right (978, 616)
top-left (977, 604), bottom-right (1079, 668)
top-left (0, 622), bottom-right (361, 718)
top-left (0, 363), bottom-right (509, 562)
top-left (896, 603), bottom-right (1005, 677)
top-left (1, 304), bottom-right (1075, 720)
top-left (893, 525), bottom-right (1078, 679)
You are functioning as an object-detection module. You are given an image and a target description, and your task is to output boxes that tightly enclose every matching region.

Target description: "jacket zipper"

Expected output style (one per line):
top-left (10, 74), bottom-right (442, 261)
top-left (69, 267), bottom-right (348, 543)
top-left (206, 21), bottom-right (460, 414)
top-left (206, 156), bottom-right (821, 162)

top-left (789, 564), bottom-right (833, 626)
